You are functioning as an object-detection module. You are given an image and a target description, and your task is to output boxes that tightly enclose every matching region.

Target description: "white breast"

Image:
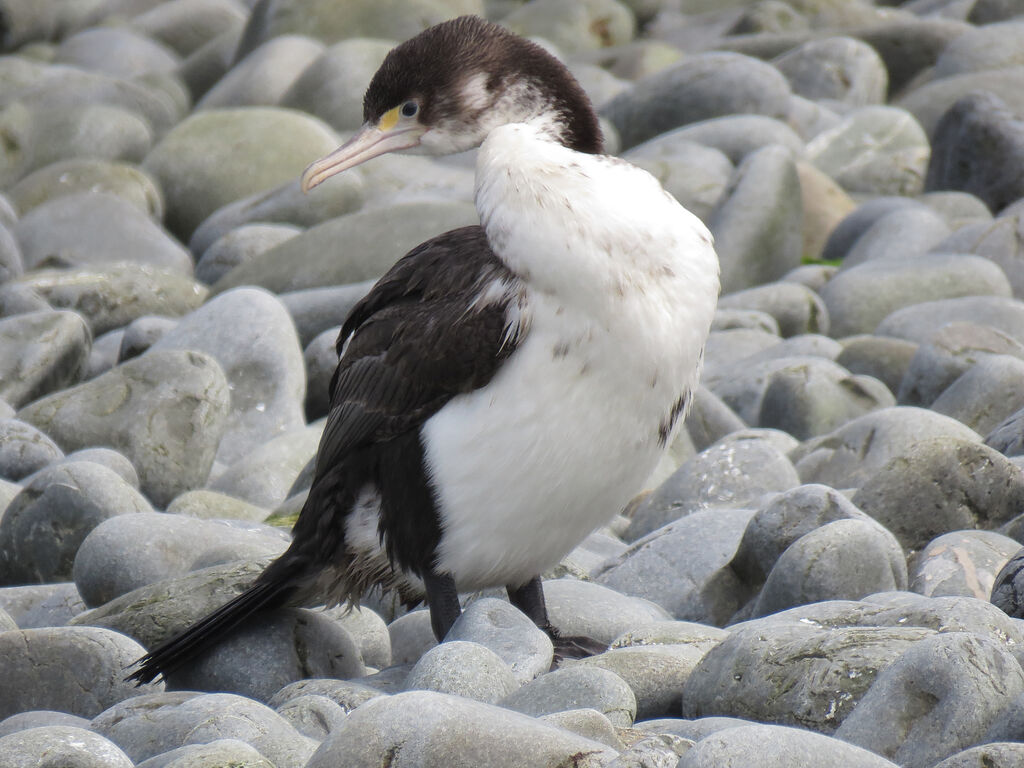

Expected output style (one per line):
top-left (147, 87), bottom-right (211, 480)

top-left (422, 123), bottom-right (720, 590)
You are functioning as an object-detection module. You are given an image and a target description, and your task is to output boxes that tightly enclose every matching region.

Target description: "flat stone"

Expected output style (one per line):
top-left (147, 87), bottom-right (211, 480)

top-left (911, 530), bottom-right (1022, 600)
top-left (18, 349), bottom-right (230, 508)
top-left (0, 418), bottom-right (62, 481)
top-left (921, 190), bottom-right (993, 230)
top-left (12, 264), bottom-right (207, 336)
top-left (91, 692), bottom-right (317, 768)
top-left (0, 626), bottom-right (161, 720)
top-left (0, 726), bottom-right (134, 768)
top-left (269, 677), bottom-right (386, 714)
top-left (835, 632), bottom-right (1024, 768)
top-left (55, 26), bottom-right (180, 78)
top-left (447, 597), bottom-right (553, 685)
top-left (0, 462), bottom-right (152, 586)
top-left (304, 690), bottom-right (617, 767)
top-left (795, 161), bottom-right (857, 263)
top-left (0, 310), bottom-right (91, 408)
top-left (822, 197), bottom-right (925, 262)
top-left (118, 316), bottom-right (178, 362)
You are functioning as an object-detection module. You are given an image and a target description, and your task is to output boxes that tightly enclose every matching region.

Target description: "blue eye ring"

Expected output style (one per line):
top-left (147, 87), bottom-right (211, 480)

top-left (400, 101), bottom-right (419, 118)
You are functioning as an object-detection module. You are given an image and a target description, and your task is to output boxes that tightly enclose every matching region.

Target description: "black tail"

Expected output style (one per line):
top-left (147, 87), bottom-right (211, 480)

top-left (126, 577), bottom-right (295, 685)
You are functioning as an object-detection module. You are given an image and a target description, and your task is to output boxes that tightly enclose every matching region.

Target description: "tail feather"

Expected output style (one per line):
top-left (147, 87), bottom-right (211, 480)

top-left (126, 579), bottom-right (293, 685)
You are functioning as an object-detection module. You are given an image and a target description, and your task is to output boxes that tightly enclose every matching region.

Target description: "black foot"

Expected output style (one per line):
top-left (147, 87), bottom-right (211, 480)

top-left (549, 628), bottom-right (608, 668)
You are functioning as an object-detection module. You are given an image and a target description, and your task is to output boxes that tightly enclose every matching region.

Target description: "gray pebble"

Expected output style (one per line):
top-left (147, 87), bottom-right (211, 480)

top-left (324, 605), bottom-right (392, 670)
top-left (822, 197), bottom-right (925, 262)
top-left (0, 284), bottom-right (49, 319)
top-left (835, 632), bottom-right (1024, 768)
top-left (852, 438), bottom-right (1024, 551)
top-left (933, 20), bottom-right (1024, 78)
top-left (0, 310), bottom-right (91, 408)
top-left (710, 308), bottom-right (779, 335)
top-left (898, 66), bottom-right (1024, 141)
top-left (0, 461), bottom-right (152, 585)
top-left (930, 213), bottom-right (1024, 298)
top-left (843, 207), bottom-right (952, 270)
top-left (136, 739), bottom-right (275, 768)
top-left (539, 708), bottom-right (623, 748)
top-left (17, 349), bottom-right (230, 507)
top-left (0, 582), bottom-right (86, 629)
top-left (0, 626), bottom-right (161, 720)
top-left (304, 690), bottom-right (617, 767)
top-left (0, 418), bottom-right (62, 481)
top-left (405, 640), bottom-right (518, 704)
top-left (878, 296), bottom-right (1024, 345)
top-left (703, 329), bottom-right (781, 379)
top-left (502, 0), bottom-right (634, 54)
top-left (683, 387), bottom-right (745, 453)
top-left (650, 115), bottom-right (803, 165)
top-left (0, 725), bottom-right (134, 768)
top-left (280, 281), bottom-right (373, 347)
top-left (774, 36), bottom-right (887, 106)
top-left (196, 223), bottom-right (301, 285)
top-left (388, 609), bottom-right (437, 665)
top-left (501, 664), bottom-right (636, 727)
top-left (638, 715), bottom-right (755, 742)
top-left (836, 335), bottom-right (918, 397)
top-left (542, 579), bottom-right (670, 646)
top-left (92, 691), bottom-right (317, 768)
top-left (447, 597), bottom-right (553, 684)
top-left (275, 694), bottom-right (347, 741)
top-left (197, 35), bottom-right (324, 110)
top-left (0, 709), bottom-right (89, 737)
top-left (165, 489), bottom-right (270, 521)
top-left (921, 190), bottom-right (994, 230)
top-left (269, 677), bottom-right (386, 713)
top-left (933, 743), bottom-right (1024, 768)
top-left (130, 0), bottom-right (247, 58)
top-left (931, 354), bottom-right (1024, 434)
top-left (56, 26), bottom-right (179, 78)
top-left (717, 282), bottom-right (828, 338)
top-left (304, 326), bottom-right (339, 420)
top-left (911, 530), bottom-right (1022, 600)
top-left (606, 733), bottom-right (693, 767)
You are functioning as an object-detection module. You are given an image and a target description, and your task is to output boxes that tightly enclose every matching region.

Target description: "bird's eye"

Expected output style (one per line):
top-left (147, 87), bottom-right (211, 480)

top-left (400, 101), bottom-right (419, 118)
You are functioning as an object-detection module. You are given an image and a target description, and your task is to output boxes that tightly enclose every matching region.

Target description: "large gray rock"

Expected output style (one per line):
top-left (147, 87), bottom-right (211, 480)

top-left (876, 296), bottom-right (1024, 345)
top-left (717, 282), bottom-right (828, 339)
top-left (55, 26), bottom-right (180, 78)
top-left (91, 692), bottom-right (317, 768)
top-left (911, 530), bottom-right (1021, 600)
top-left (447, 598), bottom-right (553, 685)
top-left (542, 579), bottom-right (671, 647)
top-left (835, 632), bottom-right (1024, 768)
top-left (501, 0), bottom-right (634, 54)
top-left (304, 690), bottom-right (616, 767)
top-left (148, 287), bottom-right (305, 467)
top-left (626, 114), bottom-right (802, 165)
top-left (0, 310), bottom-right (90, 409)
top-left (930, 212), bottom-right (1024, 299)
top-left (837, 335), bottom-right (917, 397)
top-left (14, 192), bottom-right (191, 274)
top-left (931, 355), bottom-right (1024, 434)
top-left (773, 36), bottom-right (887, 106)
top-left (0, 582), bottom-right (86, 629)
top-left (405, 640), bottom-right (518, 704)
top-left (0, 726), bottom-right (134, 768)
top-left (501, 665), bottom-right (637, 727)
top-left (18, 350), bottom-right (230, 507)
top-left (933, 20), bottom-right (1024, 78)
top-left (0, 462), bottom-right (152, 586)
top-left (196, 223), bottom-right (301, 285)
top-left (136, 740), bottom-right (276, 768)
top-left (197, 35), bottom-right (324, 110)
top-left (0, 626), bottom-right (161, 720)
top-left (0, 418), bottom-right (63, 481)
top-left (129, 0), bottom-right (247, 57)
top-left (933, 744), bottom-right (1024, 768)
top-left (602, 52), bottom-right (791, 151)
top-left (898, 67), bottom-right (1024, 139)
top-left (12, 264), bottom-right (207, 336)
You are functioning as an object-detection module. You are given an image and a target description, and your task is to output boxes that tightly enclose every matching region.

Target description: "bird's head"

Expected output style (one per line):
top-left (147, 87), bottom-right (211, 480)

top-left (301, 15), bottom-right (600, 192)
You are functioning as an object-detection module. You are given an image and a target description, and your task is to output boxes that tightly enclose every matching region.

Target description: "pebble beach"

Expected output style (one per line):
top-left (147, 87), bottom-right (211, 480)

top-left (2, 0), bottom-right (1024, 765)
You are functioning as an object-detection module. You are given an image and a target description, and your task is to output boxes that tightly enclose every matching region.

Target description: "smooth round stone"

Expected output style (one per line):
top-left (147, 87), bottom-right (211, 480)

top-left (269, 677), bottom-right (386, 713)
top-left (198, 34), bottom-right (324, 110)
top-left (611, 620), bottom-right (729, 655)
top-left (0, 285), bottom-right (49, 319)
top-left (447, 597), bottom-right (553, 685)
top-left (188, 173), bottom-right (364, 256)
top-left (0, 220), bottom-right (22, 284)
top-left (208, 422), bottom-right (321, 508)
top-left (502, 0), bottom-right (635, 54)
top-left (166, 488), bottom-right (270, 522)
top-left (17, 349), bottom-right (230, 508)
top-left (852, 438), bottom-right (1024, 551)
top-left (0, 462), bottom-right (152, 585)
top-left (118, 315), bottom-right (178, 361)
top-left (622, 137), bottom-right (732, 224)
top-left (212, 200), bottom-right (478, 294)
top-left (0, 582), bottom-right (86, 629)
top-left (0, 725), bottom-right (134, 768)
top-left (177, 23), bottom-right (250, 103)
top-left (786, 93), bottom-right (842, 142)
top-left (130, 0), bottom-right (248, 57)
top-left (388, 609), bottom-right (438, 665)
top-left (601, 52), bottom-right (791, 151)
top-left (576, 643), bottom-right (706, 719)
top-left (501, 664), bottom-right (636, 727)
top-left (806, 106), bottom-right (930, 196)
top-left (717, 282), bottom-right (828, 338)
top-left (898, 67), bottom-right (1024, 139)
top-left (12, 264), bottom-right (207, 336)
top-left (539, 708), bottom-right (622, 749)
top-left (986, 405), bottom-right (1024, 458)
top-left (598, 508), bottom-right (755, 625)
top-left (59, 448), bottom-right (139, 488)
top-left (732, 484), bottom-right (880, 587)
top-left (835, 632), bottom-right (1024, 768)
top-left (196, 223), bottom-right (301, 285)
top-left (304, 690), bottom-right (617, 767)
top-left (274, 695), bottom-right (347, 741)
top-left (653, 115), bottom-right (802, 165)
top-left (541, 579), bottom-right (670, 646)
top-left (921, 190), bottom-right (993, 229)
top-left (795, 161), bottom-right (857, 263)
top-left (85, 329), bottom-right (124, 379)
top-left (790, 407), bottom-right (980, 489)
top-left (0, 418), bottom-right (62, 481)
top-left (933, 20), bottom-right (1024, 78)
top-left (136, 739), bottom-right (276, 768)
top-left (711, 144), bottom-right (803, 293)
top-left (0, 626), bottom-right (161, 720)
top-left (933, 744), bottom-right (1024, 768)
top-left (148, 287), bottom-right (304, 467)
top-left (822, 197), bottom-right (924, 262)
top-left (0, 710), bottom-right (89, 737)
top-left (842, 207), bottom-right (952, 269)
top-left (773, 36), bottom-right (887, 106)
top-left (710, 310), bottom-right (779, 335)
top-left (10, 158), bottom-right (162, 219)
top-left (55, 27), bottom-right (180, 78)
top-left (878, 296), bottom-right (1024, 346)
top-left (142, 107), bottom-right (339, 239)
top-left (304, 325), bottom-right (338, 420)
top-left (281, 38), bottom-right (394, 133)
top-left (931, 355), bottom-right (1024, 434)
top-left (678, 723), bottom-right (899, 768)
top-left (0, 310), bottom-right (91, 409)
top-left (683, 387), bottom-right (745, 453)
top-left (325, 606), bottom-right (392, 670)
top-left (837, 335), bottom-right (917, 397)
top-left (92, 692), bottom-right (317, 768)
top-left (15, 191), bottom-right (191, 274)
top-left (926, 91), bottom-right (1024, 214)
top-left (640, 715), bottom-right (763, 742)
top-left (824, 254), bottom-right (1010, 338)
top-left (899, 323), bottom-right (1024, 407)
top-left (753, 519), bottom-right (907, 617)
top-left (72, 512), bottom-right (288, 607)
top-left (930, 214), bottom-right (1024, 298)
top-left (913, 530), bottom-right (1021, 600)
top-left (627, 437), bottom-right (797, 541)
top-left (682, 618), bottom-right (934, 732)
top-left (405, 640), bottom-right (517, 704)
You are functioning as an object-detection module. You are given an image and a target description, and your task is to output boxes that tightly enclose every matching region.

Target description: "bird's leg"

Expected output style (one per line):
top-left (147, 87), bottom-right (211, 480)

top-left (507, 576), bottom-right (607, 664)
top-left (423, 570), bottom-right (461, 641)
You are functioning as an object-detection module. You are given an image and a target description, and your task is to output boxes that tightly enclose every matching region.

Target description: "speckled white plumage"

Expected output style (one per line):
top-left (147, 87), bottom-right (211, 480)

top-left (423, 122), bottom-right (720, 589)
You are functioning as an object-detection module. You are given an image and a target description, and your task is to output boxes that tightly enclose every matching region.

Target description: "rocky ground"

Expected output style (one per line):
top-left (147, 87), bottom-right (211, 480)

top-left (1, 0), bottom-right (1024, 765)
